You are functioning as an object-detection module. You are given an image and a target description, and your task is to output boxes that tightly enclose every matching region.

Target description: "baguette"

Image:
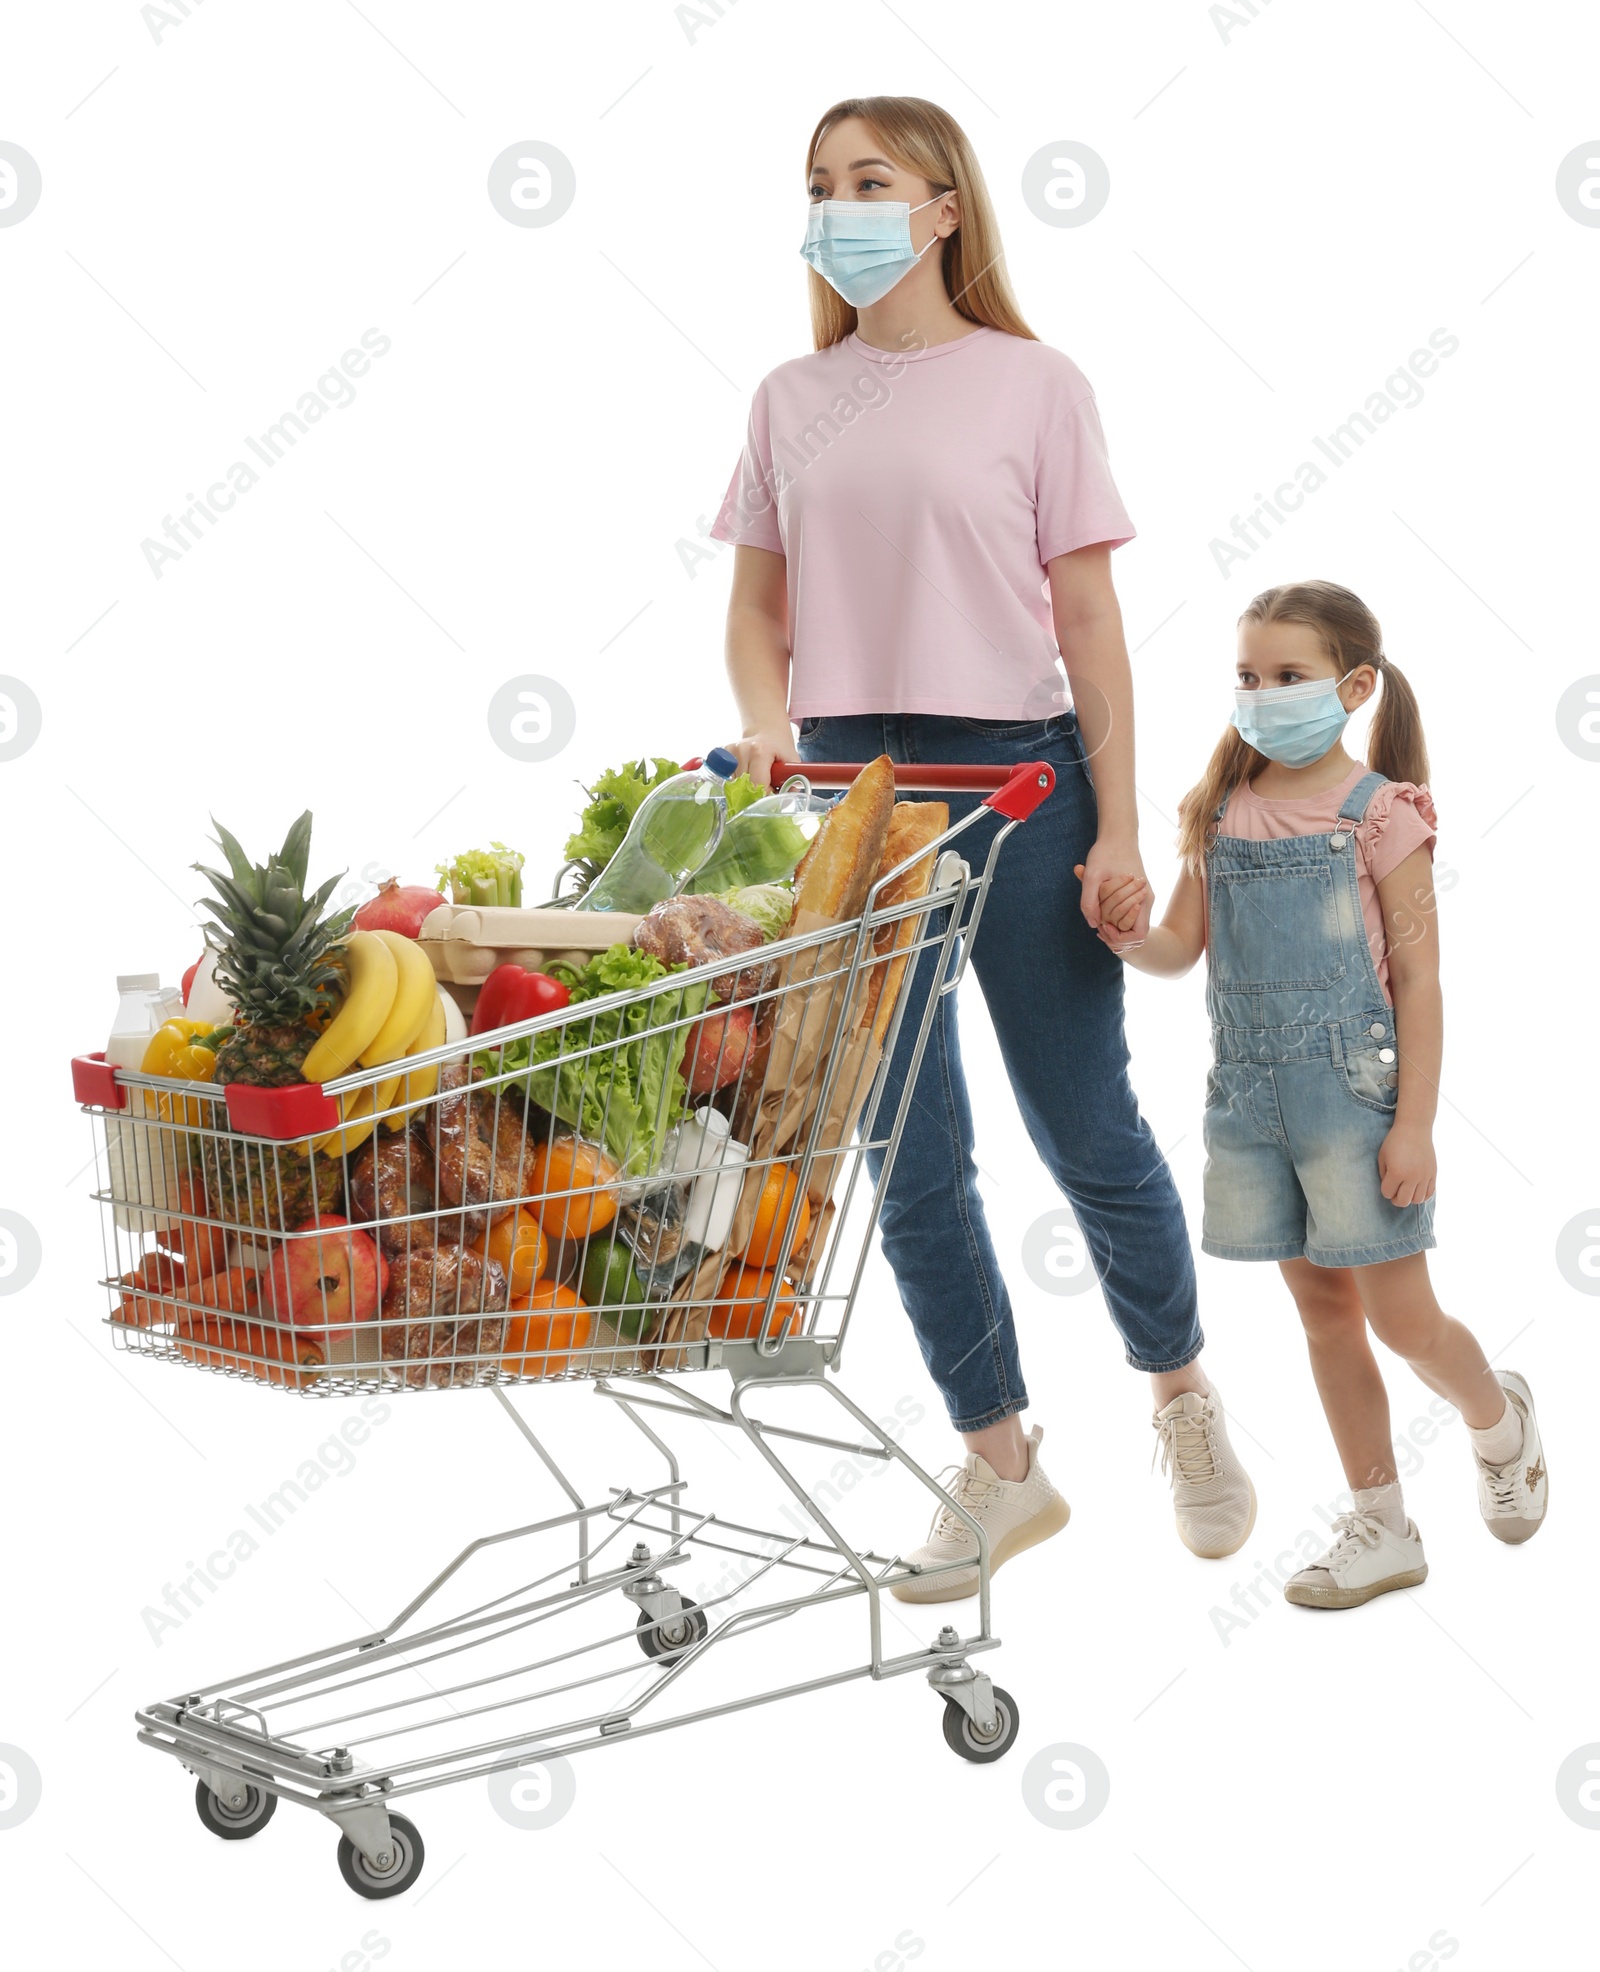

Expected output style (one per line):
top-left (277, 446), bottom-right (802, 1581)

top-left (787, 754), bottom-right (896, 928)
top-left (861, 802), bottom-right (949, 1047)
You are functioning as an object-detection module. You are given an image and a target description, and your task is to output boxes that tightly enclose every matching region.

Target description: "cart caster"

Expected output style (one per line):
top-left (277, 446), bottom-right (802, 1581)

top-left (636, 1595), bottom-right (708, 1660)
top-left (941, 1686), bottom-right (1020, 1765)
top-left (194, 1775), bottom-right (278, 1839)
top-left (336, 1812), bottom-right (425, 1899)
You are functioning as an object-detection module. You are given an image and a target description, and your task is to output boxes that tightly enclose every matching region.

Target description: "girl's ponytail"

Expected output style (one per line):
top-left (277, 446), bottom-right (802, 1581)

top-left (1368, 659), bottom-right (1430, 788)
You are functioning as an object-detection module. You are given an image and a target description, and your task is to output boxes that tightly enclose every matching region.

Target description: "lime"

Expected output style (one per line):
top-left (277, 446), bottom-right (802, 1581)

top-left (580, 1237), bottom-right (651, 1340)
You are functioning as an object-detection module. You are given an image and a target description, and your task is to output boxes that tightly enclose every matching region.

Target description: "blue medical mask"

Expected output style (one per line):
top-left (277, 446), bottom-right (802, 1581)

top-left (1231, 674), bottom-right (1351, 767)
top-left (800, 196), bottom-right (943, 307)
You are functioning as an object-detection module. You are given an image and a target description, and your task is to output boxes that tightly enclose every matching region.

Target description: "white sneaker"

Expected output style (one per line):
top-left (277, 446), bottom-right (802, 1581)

top-left (1476, 1371), bottom-right (1547, 1545)
top-left (889, 1424), bottom-right (1070, 1603)
top-left (1152, 1386), bottom-right (1257, 1559)
top-left (1284, 1511), bottom-right (1428, 1609)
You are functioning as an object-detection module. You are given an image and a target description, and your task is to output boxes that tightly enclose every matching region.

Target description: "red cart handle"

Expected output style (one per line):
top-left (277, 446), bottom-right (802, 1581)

top-left (769, 758), bottom-right (1055, 821)
top-left (69, 1050), bottom-right (340, 1140)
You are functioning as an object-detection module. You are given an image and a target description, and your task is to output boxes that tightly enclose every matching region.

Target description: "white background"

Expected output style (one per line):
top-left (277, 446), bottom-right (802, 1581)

top-left (4, 1), bottom-right (1598, 1966)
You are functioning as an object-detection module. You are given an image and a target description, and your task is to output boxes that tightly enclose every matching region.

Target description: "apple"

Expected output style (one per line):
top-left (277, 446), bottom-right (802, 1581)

top-left (264, 1214), bottom-right (388, 1333)
top-left (684, 1001), bottom-right (755, 1096)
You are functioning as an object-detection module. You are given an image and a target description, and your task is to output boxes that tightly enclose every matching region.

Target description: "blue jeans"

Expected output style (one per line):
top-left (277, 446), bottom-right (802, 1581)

top-left (799, 712), bottom-right (1203, 1430)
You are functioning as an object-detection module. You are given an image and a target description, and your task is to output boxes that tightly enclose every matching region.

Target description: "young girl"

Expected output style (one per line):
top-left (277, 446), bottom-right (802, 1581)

top-left (1099, 581), bottom-right (1547, 1607)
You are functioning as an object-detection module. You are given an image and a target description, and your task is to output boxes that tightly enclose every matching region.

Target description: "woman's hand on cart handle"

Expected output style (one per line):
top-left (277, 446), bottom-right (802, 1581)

top-left (728, 730), bottom-right (795, 790)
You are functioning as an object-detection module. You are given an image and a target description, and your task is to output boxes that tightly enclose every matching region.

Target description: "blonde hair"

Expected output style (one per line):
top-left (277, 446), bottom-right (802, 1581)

top-left (1177, 580), bottom-right (1431, 869)
top-left (802, 96), bottom-right (1036, 350)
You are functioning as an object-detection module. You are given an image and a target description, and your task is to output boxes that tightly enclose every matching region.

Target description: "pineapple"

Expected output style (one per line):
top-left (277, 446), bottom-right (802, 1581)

top-left (194, 812), bottom-right (354, 1232)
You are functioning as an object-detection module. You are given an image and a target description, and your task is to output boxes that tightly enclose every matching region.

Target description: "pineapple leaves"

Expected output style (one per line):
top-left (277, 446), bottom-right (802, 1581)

top-left (192, 814), bottom-right (353, 1026)
top-left (278, 810), bottom-right (314, 895)
top-left (208, 819), bottom-right (260, 898)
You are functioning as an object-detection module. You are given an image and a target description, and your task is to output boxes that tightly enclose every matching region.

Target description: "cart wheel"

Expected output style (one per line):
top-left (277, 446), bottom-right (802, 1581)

top-left (941, 1686), bottom-right (1020, 1765)
top-left (336, 1814), bottom-right (425, 1900)
top-left (194, 1775), bottom-right (278, 1839)
top-left (636, 1595), bottom-right (708, 1660)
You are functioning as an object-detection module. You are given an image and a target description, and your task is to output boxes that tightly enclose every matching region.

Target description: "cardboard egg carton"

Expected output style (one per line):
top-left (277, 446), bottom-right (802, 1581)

top-left (418, 904), bottom-right (643, 1018)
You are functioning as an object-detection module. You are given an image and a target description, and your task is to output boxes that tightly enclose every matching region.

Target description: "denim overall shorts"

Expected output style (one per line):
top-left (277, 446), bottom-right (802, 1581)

top-left (1200, 770), bottom-right (1436, 1268)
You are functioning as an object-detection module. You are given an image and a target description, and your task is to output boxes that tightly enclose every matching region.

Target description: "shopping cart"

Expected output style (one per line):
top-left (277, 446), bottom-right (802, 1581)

top-left (71, 757), bottom-right (1054, 1898)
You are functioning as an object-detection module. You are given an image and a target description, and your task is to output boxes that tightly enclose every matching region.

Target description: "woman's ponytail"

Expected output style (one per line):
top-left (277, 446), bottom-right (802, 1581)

top-left (1368, 659), bottom-right (1430, 788)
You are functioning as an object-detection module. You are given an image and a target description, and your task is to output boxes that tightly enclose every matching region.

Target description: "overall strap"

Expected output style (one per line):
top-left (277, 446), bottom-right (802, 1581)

top-left (1202, 786), bottom-right (1233, 854)
top-left (1335, 771), bottom-right (1389, 828)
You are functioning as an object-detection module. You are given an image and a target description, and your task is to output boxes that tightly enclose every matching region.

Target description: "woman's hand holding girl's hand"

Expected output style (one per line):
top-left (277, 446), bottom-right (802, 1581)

top-left (1074, 852), bottom-right (1153, 950)
top-left (1378, 1122), bottom-right (1437, 1207)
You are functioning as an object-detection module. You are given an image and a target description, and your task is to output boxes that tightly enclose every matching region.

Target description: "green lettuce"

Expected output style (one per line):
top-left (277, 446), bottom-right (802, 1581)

top-left (705, 885), bottom-right (794, 940)
top-left (475, 944), bottom-right (709, 1178)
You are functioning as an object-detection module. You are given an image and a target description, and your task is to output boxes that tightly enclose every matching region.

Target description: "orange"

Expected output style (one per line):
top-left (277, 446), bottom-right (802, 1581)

top-left (474, 1208), bottom-right (548, 1296)
top-left (503, 1285), bottom-right (593, 1377)
top-left (529, 1137), bottom-right (619, 1242)
top-left (740, 1163), bottom-right (810, 1272)
top-left (709, 1264), bottom-right (800, 1342)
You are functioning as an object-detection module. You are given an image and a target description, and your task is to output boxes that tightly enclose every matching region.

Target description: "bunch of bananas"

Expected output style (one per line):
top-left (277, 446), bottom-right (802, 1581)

top-left (302, 930), bottom-right (449, 1157)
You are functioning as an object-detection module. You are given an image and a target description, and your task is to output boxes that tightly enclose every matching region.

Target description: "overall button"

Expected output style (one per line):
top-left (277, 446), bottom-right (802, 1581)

top-left (1385, 1072), bottom-right (1399, 1087)
top-left (1378, 1048), bottom-right (1396, 1063)
top-left (1329, 833), bottom-right (1348, 850)
top-left (1369, 1022), bottom-right (1386, 1038)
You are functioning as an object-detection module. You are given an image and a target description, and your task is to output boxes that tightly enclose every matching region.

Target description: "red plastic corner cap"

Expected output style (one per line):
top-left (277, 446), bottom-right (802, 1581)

top-left (72, 1052), bottom-right (126, 1110)
top-left (223, 1081), bottom-right (341, 1141)
top-left (984, 760), bottom-right (1056, 821)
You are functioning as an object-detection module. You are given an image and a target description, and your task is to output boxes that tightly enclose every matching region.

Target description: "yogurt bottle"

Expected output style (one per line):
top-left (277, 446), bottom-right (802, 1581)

top-left (106, 973), bottom-right (176, 1232)
top-left (670, 1107), bottom-right (749, 1253)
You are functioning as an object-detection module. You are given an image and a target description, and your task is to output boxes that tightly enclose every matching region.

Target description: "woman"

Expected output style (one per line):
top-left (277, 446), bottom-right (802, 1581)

top-left (712, 96), bottom-right (1255, 1598)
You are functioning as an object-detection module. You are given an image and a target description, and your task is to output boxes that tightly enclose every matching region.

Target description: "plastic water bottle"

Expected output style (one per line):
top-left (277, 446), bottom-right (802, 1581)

top-left (577, 747), bottom-right (740, 914)
top-left (688, 773), bottom-right (830, 893)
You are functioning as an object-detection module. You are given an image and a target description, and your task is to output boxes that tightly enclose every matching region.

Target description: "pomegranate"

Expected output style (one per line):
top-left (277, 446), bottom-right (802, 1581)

top-left (354, 877), bottom-right (448, 939)
top-left (684, 1001), bottom-right (755, 1095)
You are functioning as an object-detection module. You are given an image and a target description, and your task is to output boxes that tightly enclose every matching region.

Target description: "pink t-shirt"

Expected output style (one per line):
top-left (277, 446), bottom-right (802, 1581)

top-left (708, 326), bottom-right (1134, 719)
top-left (1217, 766), bottom-right (1438, 1002)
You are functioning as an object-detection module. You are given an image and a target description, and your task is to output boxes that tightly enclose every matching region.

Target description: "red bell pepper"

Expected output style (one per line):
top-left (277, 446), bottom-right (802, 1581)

top-left (469, 964), bottom-right (571, 1036)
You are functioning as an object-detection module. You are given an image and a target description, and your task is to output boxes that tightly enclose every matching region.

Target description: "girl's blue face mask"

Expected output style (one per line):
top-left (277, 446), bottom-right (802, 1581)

top-left (800, 195), bottom-right (942, 308)
top-left (1231, 674), bottom-right (1351, 767)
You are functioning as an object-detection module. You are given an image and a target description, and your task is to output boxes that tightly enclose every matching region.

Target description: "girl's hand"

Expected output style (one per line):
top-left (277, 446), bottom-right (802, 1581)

top-left (1075, 863), bottom-right (1153, 949)
top-left (1378, 1122), bottom-right (1437, 1207)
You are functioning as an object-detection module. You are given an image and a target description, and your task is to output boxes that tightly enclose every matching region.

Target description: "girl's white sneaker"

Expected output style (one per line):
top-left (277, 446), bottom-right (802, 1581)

top-left (1284, 1511), bottom-right (1428, 1610)
top-left (889, 1425), bottom-right (1070, 1603)
top-left (1475, 1370), bottom-right (1548, 1544)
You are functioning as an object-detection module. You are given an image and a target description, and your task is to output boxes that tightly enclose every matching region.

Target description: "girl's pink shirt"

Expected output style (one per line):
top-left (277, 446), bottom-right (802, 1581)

top-left (708, 326), bottom-right (1134, 718)
top-left (1217, 763), bottom-right (1438, 1003)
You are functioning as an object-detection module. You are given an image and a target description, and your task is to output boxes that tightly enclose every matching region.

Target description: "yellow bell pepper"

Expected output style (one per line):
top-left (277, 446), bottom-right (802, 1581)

top-left (141, 1020), bottom-right (219, 1127)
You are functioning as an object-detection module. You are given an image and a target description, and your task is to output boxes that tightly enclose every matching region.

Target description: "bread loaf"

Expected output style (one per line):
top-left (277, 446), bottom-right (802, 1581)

top-left (787, 754), bottom-right (896, 928)
top-left (861, 802), bottom-right (949, 1046)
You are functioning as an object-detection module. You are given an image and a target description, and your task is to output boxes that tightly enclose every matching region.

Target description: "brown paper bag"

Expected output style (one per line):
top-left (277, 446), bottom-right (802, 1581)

top-left (646, 853), bottom-right (946, 1363)
top-left (651, 920), bottom-right (890, 1361)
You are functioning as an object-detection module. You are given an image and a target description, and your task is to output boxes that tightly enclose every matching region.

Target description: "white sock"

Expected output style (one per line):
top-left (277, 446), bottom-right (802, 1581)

top-left (1354, 1482), bottom-right (1408, 1536)
top-left (1469, 1393), bottom-right (1523, 1467)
